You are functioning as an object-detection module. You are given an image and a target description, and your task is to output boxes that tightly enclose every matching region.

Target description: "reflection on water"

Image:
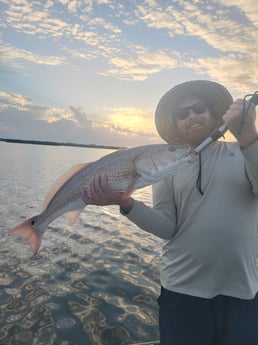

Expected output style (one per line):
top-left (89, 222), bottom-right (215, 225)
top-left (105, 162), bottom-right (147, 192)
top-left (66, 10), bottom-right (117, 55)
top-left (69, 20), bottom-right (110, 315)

top-left (0, 143), bottom-right (161, 344)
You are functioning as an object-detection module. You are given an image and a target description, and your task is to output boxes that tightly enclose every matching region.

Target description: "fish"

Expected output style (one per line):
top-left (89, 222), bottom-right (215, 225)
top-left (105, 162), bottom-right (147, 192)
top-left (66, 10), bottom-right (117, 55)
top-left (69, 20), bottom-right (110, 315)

top-left (10, 144), bottom-right (190, 255)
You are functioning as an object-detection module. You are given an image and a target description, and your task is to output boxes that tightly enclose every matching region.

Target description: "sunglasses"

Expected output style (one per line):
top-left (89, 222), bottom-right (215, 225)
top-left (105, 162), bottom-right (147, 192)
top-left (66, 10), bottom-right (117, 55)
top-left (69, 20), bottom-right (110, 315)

top-left (175, 100), bottom-right (208, 120)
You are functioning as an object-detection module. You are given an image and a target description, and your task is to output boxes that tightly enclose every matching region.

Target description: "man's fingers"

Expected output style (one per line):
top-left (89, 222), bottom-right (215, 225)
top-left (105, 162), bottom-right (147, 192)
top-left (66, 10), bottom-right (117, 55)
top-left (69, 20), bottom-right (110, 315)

top-left (81, 174), bottom-right (123, 206)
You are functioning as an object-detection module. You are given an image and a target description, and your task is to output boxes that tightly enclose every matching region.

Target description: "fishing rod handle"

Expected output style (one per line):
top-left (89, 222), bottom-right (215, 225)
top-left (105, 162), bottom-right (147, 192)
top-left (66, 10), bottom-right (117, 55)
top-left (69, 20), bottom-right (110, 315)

top-left (194, 123), bottom-right (227, 154)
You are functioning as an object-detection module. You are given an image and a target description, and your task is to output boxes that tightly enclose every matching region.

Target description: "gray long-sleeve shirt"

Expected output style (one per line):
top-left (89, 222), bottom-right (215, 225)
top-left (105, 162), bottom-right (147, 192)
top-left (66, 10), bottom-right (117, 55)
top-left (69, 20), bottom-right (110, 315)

top-left (124, 140), bottom-right (258, 299)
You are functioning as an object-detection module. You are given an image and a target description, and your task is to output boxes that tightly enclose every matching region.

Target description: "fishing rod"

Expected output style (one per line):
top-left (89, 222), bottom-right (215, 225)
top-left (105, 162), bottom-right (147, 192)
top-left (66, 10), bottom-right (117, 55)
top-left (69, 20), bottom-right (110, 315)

top-left (194, 91), bottom-right (258, 155)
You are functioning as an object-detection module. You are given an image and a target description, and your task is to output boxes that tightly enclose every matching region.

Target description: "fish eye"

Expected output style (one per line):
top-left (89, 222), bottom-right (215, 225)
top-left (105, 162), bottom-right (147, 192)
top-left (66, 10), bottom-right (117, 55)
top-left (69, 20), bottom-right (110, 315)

top-left (31, 219), bottom-right (35, 226)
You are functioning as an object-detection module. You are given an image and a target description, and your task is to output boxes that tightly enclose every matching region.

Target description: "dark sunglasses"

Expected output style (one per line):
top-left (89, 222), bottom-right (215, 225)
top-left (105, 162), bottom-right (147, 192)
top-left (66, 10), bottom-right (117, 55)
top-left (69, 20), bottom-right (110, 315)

top-left (175, 100), bottom-right (208, 120)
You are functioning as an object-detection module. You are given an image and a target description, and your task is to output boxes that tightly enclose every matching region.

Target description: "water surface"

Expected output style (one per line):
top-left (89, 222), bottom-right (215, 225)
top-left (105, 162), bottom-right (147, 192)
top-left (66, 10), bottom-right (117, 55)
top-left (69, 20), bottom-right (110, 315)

top-left (0, 142), bottom-right (161, 345)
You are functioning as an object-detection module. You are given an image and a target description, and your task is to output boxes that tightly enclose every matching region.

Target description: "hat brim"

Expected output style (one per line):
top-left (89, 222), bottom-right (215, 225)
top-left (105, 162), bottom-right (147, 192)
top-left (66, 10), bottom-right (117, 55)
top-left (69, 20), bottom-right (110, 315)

top-left (155, 80), bottom-right (233, 144)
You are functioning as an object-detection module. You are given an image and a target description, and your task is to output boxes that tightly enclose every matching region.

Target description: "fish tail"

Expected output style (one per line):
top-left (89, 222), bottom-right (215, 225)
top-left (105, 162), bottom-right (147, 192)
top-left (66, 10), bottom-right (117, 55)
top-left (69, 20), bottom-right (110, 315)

top-left (10, 218), bottom-right (43, 256)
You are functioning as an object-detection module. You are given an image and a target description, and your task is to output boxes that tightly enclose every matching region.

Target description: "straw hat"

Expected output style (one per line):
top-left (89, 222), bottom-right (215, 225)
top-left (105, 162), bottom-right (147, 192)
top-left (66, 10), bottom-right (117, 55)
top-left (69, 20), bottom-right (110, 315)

top-left (155, 80), bottom-right (233, 144)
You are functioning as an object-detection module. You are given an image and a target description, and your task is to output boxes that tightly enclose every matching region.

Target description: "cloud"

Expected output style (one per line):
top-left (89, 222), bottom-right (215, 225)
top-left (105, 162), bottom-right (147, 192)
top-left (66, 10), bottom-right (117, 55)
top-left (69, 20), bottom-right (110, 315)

top-left (40, 107), bottom-right (76, 123)
top-left (0, 92), bottom-right (32, 111)
top-left (0, 91), bottom-right (159, 146)
top-left (186, 54), bottom-right (258, 96)
top-left (123, 1), bottom-right (257, 90)
top-left (2, 0), bottom-right (256, 84)
top-left (218, 0), bottom-right (258, 26)
top-left (69, 106), bottom-right (93, 128)
top-left (99, 46), bottom-right (181, 80)
top-left (89, 17), bottom-right (122, 34)
top-left (0, 40), bottom-right (66, 67)
top-left (134, 0), bottom-right (256, 54)
top-left (78, 1), bottom-right (257, 82)
top-left (0, 1), bottom-right (181, 81)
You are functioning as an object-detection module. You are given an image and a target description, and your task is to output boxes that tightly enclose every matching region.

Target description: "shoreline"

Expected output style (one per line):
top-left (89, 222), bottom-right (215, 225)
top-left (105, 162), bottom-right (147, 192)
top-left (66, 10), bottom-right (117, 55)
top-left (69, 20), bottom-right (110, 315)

top-left (0, 138), bottom-right (123, 150)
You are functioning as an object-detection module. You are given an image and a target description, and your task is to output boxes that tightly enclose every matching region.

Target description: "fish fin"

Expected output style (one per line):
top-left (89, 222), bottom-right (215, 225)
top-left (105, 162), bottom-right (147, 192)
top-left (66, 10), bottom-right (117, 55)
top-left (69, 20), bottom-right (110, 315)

top-left (65, 208), bottom-right (85, 226)
top-left (44, 163), bottom-right (91, 210)
top-left (10, 218), bottom-right (43, 256)
top-left (122, 174), bottom-right (140, 199)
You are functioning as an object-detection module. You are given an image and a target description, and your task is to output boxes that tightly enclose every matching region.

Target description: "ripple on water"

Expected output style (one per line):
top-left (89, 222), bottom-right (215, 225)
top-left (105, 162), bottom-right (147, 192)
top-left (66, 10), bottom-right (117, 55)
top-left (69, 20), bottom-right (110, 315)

top-left (0, 272), bottom-right (13, 286)
top-left (100, 326), bottom-right (130, 345)
top-left (4, 299), bottom-right (28, 312)
top-left (1, 171), bottom-right (160, 344)
top-left (56, 318), bottom-right (77, 329)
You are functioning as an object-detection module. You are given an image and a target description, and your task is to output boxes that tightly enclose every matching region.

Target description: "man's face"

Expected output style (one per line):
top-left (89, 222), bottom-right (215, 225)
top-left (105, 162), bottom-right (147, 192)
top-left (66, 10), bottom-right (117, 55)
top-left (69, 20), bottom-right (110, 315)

top-left (174, 96), bottom-right (215, 148)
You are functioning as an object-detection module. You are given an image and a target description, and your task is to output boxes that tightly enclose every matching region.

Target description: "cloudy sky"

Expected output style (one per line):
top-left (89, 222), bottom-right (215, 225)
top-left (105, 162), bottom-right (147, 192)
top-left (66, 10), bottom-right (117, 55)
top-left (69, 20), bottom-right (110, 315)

top-left (0, 0), bottom-right (257, 147)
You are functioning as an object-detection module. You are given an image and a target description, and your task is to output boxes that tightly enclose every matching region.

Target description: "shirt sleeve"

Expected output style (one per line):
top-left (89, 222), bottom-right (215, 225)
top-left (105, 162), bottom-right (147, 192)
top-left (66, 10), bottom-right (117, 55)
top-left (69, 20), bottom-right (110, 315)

top-left (242, 139), bottom-right (258, 196)
top-left (121, 178), bottom-right (177, 239)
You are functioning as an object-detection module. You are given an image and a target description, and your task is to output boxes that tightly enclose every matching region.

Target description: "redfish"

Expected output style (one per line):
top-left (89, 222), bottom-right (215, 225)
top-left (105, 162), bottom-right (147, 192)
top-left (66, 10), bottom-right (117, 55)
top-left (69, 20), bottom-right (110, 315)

top-left (10, 144), bottom-right (189, 255)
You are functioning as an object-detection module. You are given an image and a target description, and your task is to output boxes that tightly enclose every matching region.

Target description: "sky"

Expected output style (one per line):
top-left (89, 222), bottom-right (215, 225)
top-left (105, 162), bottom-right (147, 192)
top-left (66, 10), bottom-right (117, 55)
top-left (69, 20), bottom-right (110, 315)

top-left (0, 0), bottom-right (257, 147)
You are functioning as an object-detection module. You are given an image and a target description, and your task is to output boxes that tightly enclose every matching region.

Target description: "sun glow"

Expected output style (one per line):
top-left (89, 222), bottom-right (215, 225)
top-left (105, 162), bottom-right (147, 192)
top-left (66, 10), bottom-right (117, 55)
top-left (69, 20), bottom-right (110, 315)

top-left (106, 106), bottom-right (156, 136)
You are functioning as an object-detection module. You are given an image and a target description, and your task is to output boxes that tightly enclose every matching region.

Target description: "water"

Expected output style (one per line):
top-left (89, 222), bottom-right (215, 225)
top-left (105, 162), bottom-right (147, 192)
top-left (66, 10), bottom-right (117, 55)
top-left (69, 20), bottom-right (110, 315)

top-left (0, 142), bottom-right (161, 345)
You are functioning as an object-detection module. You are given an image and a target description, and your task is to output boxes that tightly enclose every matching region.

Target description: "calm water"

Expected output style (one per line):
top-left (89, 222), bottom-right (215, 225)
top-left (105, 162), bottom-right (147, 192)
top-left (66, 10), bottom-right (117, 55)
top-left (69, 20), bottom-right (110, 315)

top-left (0, 142), bottom-right (161, 345)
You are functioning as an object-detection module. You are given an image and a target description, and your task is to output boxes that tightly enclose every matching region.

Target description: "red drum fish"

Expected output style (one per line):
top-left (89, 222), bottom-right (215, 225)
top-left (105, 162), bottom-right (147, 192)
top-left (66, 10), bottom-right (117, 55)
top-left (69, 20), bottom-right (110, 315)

top-left (10, 144), bottom-right (190, 255)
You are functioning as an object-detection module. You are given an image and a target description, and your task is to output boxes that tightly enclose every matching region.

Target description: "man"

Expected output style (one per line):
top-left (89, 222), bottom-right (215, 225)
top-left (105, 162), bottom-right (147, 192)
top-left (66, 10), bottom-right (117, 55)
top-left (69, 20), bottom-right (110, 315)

top-left (82, 80), bottom-right (258, 345)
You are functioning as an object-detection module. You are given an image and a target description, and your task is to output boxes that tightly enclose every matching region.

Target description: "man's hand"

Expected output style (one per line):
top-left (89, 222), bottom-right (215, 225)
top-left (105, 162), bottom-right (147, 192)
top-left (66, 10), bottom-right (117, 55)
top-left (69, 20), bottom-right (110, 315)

top-left (81, 174), bottom-right (134, 212)
top-left (223, 99), bottom-right (257, 149)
